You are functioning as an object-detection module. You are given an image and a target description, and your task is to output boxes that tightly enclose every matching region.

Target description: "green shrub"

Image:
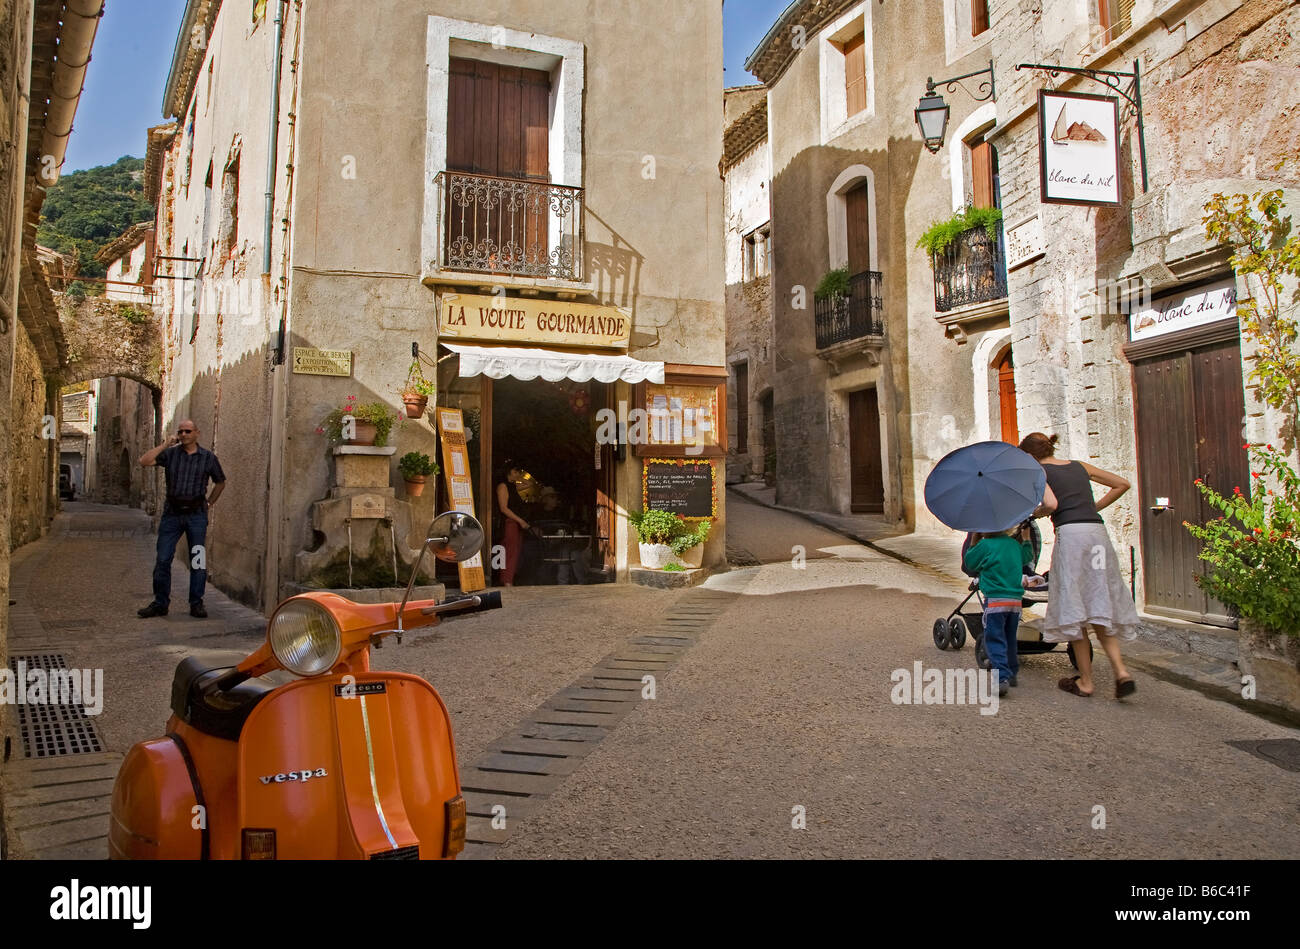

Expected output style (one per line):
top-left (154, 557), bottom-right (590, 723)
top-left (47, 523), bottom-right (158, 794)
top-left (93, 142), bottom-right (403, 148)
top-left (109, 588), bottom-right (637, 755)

top-left (662, 563), bottom-right (685, 572)
top-left (629, 508), bottom-right (681, 545)
top-left (916, 205), bottom-right (1003, 257)
top-left (669, 519), bottom-right (711, 555)
top-left (814, 267), bottom-right (851, 302)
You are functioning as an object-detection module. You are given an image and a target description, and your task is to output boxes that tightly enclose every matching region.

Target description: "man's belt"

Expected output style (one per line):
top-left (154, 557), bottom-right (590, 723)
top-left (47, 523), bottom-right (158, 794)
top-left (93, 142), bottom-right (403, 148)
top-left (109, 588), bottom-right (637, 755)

top-left (167, 495), bottom-right (205, 514)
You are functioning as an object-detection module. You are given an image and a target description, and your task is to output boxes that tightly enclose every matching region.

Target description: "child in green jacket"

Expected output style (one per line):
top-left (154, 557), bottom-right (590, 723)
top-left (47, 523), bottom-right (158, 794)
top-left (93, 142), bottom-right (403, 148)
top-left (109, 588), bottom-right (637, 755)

top-left (963, 525), bottom-right (1036, 696)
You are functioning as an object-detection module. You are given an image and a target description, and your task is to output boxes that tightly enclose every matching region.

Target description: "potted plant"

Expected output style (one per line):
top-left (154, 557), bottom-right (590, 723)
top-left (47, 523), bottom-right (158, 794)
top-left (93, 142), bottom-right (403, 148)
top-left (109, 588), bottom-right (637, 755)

top-left (670, 519), bottom-right (712, 568)
top-left (814, 267), bottom-right (851, 302)
top-left (318, 396), bottom-right (399, 447)
top-left (628, 508), bottom-right (683, 569)
top-left (916, 204), bottom-right (1003, 260)
top-left (400, 360), bottom-right (436, 419)
top-left (398, 451), bottom-right (439, 498)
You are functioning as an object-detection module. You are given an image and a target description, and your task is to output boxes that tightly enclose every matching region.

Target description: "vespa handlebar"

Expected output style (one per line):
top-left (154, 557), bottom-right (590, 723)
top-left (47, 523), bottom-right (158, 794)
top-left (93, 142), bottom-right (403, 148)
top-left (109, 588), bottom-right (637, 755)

top-left (421, 591), bottom-right (503, 616)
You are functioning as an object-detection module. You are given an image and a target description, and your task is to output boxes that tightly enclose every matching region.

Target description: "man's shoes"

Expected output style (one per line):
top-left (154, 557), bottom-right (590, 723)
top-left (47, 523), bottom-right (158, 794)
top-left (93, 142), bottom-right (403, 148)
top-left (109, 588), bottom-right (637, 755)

top-left (138, 602), bottom-right (168, 618)
top-left (998, 678), bottom-right (1010, 697)
top-left (1009, 675), bottom-right (1019, 687)
top-left (190, 601), bottom-right (208, 618)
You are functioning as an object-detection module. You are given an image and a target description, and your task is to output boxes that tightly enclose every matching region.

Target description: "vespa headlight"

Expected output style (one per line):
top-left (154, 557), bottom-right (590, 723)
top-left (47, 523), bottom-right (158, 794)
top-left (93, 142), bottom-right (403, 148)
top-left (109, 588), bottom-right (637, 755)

top-left (268, 598), bottom-right (342, 676)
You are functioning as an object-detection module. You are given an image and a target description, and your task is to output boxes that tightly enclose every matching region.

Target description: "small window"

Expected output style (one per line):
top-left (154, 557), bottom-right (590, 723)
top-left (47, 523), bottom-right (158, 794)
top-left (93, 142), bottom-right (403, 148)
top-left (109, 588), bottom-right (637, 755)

top-left (971, 0), bottom-right (990, 36)
top-left (843, 33), bottom-right (867, 118)
top-left (220, 156), bottom-right (239, 258)
top-left (1099, 0), bottom-right (1134, 43)
top-left (742, 225), bottom-right (771, 283)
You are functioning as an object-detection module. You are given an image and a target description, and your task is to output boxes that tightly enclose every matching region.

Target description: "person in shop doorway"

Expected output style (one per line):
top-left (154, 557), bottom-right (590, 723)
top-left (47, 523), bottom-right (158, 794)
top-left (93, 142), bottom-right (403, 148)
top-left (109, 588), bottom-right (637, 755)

top-left (136, 420), bottom-right (227, 618)
top-left (495, 459), bottom-right (531, 586)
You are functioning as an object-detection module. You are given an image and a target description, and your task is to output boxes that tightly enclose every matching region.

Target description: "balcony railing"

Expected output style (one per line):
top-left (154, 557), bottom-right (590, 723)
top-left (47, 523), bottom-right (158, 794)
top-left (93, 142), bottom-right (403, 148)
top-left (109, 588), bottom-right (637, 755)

top-left (434, 171), bottom-right (584, 282)
top-left (932, 222), bottom-right (1007, 313)
top-left (814, 270), bottom-right (884, 349)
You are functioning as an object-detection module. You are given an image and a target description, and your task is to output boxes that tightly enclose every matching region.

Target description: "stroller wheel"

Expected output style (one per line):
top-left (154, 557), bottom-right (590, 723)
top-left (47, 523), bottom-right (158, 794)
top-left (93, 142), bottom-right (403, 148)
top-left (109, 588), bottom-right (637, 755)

top-left (932, 618), bottom-right (951, 650)
top-left (1066, 639), bottom-right (1094, 670)
top-left (948, 616), bottom-right (967, 650)
top-left (975, 636), bottom-right (992, 670)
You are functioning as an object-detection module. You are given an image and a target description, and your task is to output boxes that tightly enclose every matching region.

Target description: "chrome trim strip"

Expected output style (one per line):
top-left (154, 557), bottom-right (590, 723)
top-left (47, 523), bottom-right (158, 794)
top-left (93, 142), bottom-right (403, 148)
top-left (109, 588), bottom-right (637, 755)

top-left (359, 695), bottom-right (398, 850)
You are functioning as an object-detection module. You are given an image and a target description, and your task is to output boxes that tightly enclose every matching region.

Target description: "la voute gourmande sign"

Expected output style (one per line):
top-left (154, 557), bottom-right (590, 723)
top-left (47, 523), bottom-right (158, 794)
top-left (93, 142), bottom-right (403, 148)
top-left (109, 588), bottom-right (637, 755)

top-left (439, 293), bottom-right (630, 349)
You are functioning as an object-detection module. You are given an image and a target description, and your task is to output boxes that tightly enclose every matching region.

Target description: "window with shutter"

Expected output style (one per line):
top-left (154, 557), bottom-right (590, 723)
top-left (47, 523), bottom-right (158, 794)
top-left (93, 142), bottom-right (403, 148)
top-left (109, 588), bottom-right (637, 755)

top-left (843, 33), bottom-right (867, 118)
top-left (1100, 0), bottom-right (1135, 42)
top-left (971, 0), bottom-right (989, 36)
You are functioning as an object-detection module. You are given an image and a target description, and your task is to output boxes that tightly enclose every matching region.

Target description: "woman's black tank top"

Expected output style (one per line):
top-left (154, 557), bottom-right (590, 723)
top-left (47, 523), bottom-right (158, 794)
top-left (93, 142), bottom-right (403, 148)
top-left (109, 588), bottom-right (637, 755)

top-left (1044, 461), bottom-right (1105, 528)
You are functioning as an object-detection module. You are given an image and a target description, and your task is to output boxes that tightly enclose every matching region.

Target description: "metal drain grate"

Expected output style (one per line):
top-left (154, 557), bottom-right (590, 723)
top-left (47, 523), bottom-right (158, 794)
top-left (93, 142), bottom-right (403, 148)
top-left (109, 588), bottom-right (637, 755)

top-left (8, 653), bottom-right (104, 758)
top-left (1227, 739), bottom-right (1300, 773)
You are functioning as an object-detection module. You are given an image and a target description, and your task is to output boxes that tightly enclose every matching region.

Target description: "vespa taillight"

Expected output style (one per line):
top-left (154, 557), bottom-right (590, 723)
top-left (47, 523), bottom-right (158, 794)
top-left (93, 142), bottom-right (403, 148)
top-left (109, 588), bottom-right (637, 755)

top-left (444, 795), bottom-right (467, 857)
top-left (242, 828), bottom-right (277, 860)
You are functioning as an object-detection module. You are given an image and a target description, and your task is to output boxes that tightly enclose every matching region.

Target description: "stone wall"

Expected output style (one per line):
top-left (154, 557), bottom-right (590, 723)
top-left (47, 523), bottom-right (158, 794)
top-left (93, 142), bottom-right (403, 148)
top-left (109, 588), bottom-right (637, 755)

top-left (987, 0), bottom-right (1300, 602)
top-left (8, 320), bottom-right (55, 549)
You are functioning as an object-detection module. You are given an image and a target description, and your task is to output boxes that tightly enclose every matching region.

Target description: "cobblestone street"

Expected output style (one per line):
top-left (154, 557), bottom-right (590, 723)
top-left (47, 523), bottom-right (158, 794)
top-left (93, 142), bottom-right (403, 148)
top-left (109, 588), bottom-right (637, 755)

top-left (4, 498), bottom-right (1298, 859)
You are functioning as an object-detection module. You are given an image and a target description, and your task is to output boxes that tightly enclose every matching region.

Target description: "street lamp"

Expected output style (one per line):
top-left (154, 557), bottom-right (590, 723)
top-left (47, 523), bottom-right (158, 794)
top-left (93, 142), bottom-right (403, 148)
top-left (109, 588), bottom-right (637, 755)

top-left (914, 88), bottom-right (950, 154)
top-left (913, 60), bottom-right (996, 153)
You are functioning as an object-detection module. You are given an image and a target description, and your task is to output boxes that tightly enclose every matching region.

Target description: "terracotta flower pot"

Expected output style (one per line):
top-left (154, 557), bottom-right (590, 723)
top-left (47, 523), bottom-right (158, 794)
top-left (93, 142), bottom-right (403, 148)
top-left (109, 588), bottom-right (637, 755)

top-left (402, 393), bottom-right (428, 419)
top-left (404, 475), bottom-right (427, 498)
top-left (344, 420), bottom-right (378, 446)
top-left (678, 542), bottom-right (704, 569)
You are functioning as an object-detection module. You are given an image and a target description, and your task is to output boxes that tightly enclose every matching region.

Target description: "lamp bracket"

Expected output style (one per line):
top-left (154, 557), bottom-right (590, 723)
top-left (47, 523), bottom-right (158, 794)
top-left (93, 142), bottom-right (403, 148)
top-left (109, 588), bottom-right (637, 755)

top-left (925, 59), bottom-right (996, 103)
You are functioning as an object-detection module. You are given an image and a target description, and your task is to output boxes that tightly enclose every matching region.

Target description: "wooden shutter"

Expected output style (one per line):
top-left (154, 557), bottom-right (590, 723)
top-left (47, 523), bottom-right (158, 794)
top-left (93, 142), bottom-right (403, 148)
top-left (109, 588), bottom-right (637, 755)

top-left (997, 350), bottom-right (1019, 445)
top-left (971, 141), bottom-right (996, 209)
top-left (971, 0), bottom-right (990, 36)
top-left (843, 34), bottom-right (867, 117)
top-left (846, 183), bottom-right (870, 276)
top-left (1101, 0), bottom-right (1135, 40)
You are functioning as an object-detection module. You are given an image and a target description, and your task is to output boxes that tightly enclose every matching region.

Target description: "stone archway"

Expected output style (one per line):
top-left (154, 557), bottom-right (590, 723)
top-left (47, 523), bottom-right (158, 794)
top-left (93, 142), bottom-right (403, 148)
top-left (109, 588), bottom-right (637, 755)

top-left (55, 293), bottom-right (162, 393)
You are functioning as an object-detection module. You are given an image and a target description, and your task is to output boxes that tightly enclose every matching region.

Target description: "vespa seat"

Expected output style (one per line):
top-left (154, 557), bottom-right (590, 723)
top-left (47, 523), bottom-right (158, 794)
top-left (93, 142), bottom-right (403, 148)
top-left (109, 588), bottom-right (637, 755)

top-left (170, 656), bottom-right (275, 742)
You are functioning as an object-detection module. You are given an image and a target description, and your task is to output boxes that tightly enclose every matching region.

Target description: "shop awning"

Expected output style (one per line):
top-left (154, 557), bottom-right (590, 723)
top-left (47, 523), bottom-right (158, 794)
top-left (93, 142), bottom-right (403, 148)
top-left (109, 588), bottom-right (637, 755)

top-left (442, 343), bottom-right (665, 385)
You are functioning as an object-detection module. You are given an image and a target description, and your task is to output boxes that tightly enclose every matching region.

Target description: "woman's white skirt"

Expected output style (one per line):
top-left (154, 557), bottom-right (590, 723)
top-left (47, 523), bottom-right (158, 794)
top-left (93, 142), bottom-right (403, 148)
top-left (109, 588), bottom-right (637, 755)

top-left (1043, 522), bottom-right (1139, 642)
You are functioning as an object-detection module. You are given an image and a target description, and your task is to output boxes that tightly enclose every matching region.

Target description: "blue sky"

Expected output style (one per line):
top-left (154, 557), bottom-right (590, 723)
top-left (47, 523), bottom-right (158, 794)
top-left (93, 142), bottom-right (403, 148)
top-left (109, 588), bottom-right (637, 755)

top-left (65, 0), bottom-right (789, 172)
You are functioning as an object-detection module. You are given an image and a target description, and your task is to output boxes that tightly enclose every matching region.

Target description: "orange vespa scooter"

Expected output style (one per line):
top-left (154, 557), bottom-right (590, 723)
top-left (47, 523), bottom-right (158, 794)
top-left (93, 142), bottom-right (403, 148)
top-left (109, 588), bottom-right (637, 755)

top-left (109, 512), bottom-right (498, 860)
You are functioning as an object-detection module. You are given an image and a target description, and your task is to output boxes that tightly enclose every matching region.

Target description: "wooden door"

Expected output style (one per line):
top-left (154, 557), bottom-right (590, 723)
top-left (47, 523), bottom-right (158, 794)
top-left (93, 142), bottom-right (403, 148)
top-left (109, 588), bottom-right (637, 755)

top-left (734, 362), bottom-right (749, 454)
top-left (849, 388), bottom-right (884, 514)
top-left (761, 391), bottom-right (776, 483)
top-left (592, 383), bottom-right (617, 580)
top-left (446, 58), bottom-right (550, 271)
top-left (846, 183), bottom-right (870, 277)
top-left (1133, 339), bottom-right (1248, 624)
top-left (997, 348), bottom-right (1018, 444)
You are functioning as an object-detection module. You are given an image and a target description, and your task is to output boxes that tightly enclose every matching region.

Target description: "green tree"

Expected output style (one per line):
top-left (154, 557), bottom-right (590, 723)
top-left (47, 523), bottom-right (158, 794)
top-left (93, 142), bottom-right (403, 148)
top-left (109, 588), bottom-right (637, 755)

top-left (36, 155), bottom-right (153, 283)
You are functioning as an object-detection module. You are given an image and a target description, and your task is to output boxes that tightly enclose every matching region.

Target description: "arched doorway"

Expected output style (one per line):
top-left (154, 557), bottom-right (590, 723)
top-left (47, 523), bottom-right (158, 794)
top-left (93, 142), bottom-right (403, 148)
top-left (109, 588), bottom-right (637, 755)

top-left (996, 347), bottom-right (1018, 445)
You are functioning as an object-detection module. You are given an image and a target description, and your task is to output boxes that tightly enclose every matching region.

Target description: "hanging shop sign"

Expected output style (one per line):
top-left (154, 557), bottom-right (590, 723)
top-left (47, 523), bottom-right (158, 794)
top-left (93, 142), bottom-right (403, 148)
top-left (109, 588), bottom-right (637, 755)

top-left (1038, 90), bottom-right (1121, 206)
top-left (435, 407), bottom-right (486, 592)
top-left (1128, 278), bottom-right (1238, 343)
top-left (292, 347), bottom-right (353, 376)
top-left (438, 293), bottom-right (631, 350)
top-left (642, 459), bottom-right (718, 521)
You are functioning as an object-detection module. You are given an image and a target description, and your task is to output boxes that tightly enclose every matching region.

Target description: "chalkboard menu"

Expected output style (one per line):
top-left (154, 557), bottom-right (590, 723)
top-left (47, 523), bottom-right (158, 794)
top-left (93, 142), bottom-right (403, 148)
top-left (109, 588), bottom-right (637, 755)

top-left (642, 459), bottom-right (717, 520)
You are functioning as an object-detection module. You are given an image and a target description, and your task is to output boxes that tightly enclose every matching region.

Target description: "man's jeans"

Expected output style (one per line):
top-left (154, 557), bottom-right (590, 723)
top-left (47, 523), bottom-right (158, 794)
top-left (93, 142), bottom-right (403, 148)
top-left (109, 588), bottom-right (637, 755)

top-left (153, 511), bottom-right (208, 608)
top-left (981, 610), bottom-right (1021, 684)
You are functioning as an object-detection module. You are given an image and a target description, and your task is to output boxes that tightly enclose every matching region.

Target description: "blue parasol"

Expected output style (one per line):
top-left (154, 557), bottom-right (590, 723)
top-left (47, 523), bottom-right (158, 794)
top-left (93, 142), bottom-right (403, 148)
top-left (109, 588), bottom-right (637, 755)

top-left (924, 441), bottom-right (1047, 533)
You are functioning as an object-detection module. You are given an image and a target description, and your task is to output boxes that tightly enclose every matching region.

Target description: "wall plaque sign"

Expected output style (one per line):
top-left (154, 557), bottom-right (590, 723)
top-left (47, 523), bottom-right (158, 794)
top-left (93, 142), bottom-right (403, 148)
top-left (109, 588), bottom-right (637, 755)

top-left (1038, 90), bottom-right (1122, 206)
top-left (438, 293), bottom-right (631, 349)
top-left (292, 347), bottom-right (353, 376)
top-left (1005, 214), bottom-right (1045, 271)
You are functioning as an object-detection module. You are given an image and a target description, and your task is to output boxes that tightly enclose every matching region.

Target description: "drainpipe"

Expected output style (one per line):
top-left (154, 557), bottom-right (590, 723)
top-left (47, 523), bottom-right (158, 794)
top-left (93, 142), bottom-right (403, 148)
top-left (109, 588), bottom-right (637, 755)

top-left (40, 0), bottom-right (106, 186)
top-left (265, 0), bottom-right (287, 361)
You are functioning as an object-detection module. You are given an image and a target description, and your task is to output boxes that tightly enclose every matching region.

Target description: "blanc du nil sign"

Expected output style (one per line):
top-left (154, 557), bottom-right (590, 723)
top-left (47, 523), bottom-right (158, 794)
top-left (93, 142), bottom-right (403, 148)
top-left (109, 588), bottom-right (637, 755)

top-left (1129, 278), bottom-right (1238, 343)
top-left (438, 293), bottom-right (631, 349)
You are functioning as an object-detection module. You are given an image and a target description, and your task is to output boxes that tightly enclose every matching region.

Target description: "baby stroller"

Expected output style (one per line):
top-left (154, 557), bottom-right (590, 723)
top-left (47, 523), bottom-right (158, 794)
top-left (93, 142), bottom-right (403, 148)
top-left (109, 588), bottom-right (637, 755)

top-left (931, 519), bottom-right (1090, 670)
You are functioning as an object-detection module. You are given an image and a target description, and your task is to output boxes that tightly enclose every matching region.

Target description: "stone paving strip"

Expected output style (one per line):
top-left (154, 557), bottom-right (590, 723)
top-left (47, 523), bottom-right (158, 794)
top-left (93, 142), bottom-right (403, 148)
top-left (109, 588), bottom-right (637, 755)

top-left (457, 586), bottom-right (743, 858)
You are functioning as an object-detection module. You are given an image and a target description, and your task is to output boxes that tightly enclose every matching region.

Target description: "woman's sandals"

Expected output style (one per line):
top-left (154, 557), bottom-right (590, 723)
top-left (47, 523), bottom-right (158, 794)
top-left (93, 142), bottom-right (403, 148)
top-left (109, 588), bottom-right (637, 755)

top-left (1058, 675), bottom-right (1093, 697)
top-left (1115, 677), bottom-right (1136, 700)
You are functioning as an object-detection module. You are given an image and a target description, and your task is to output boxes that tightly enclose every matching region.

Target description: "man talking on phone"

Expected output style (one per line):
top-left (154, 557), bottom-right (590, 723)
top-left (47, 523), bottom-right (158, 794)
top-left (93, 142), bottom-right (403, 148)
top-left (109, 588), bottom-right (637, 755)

top-left (136, 419), bottom-right (227, 618)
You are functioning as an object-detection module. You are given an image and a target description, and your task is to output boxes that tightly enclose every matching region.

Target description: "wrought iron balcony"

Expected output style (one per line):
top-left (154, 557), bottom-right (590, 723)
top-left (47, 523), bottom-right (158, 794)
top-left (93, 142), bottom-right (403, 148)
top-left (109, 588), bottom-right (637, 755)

top-left (814, 270), bottom-right (884, 349)
top-left (932, 222), bottom-right (1007, 313)
top-left (434, 171), bottom-right (584, 281)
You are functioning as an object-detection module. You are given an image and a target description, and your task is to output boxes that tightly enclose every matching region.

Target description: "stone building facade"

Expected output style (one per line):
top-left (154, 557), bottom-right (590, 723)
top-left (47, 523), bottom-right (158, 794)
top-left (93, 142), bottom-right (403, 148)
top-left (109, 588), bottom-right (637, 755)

top-left (980, 0), bottom-right (1299, 625)
top-left (153, 0), bottom-right (726, 611)
top-left (744, 0), bottom-right (1012, 527)
top-left (723, 85), bottom-right (775, 484)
